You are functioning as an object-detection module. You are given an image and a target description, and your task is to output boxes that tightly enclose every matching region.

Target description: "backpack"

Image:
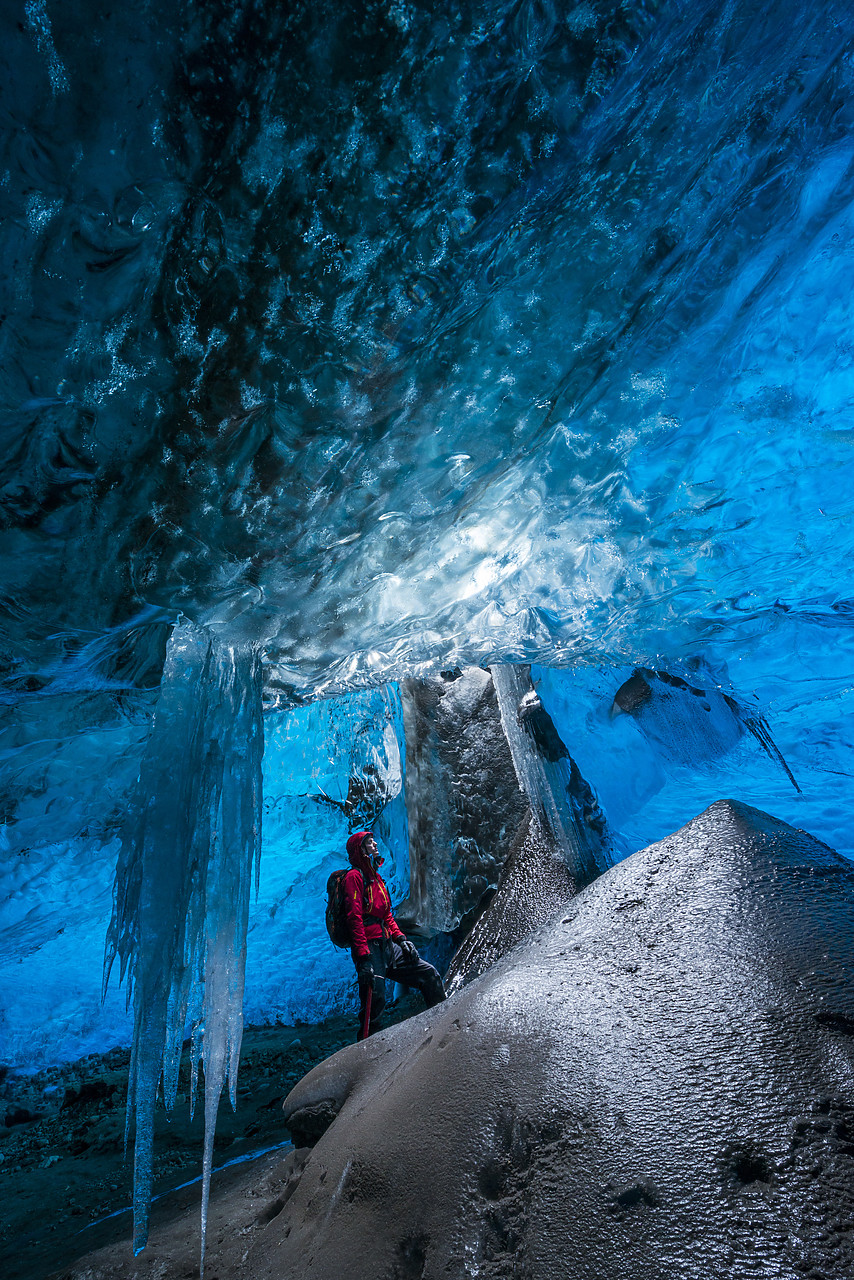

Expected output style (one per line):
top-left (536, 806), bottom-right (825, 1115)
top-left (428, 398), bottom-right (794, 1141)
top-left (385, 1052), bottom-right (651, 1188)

top-left (325, 868), bottom-right (370, 949)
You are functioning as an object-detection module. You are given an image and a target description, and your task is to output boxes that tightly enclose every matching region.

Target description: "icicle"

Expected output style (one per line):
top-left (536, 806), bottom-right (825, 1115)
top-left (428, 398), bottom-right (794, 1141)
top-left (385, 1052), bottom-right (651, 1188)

top-left (491, 664), bottom-right (612, 889)
top-left (740, 711), bottom-right (802, 793)
top-left (103, 621), bottom-right (263, 1265)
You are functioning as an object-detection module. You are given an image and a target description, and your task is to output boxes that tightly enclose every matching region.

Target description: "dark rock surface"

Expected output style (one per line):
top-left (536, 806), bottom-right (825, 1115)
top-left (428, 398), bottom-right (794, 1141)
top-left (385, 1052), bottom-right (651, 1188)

top-left (446, 810), bottom-right (575, 992)
top-left (1, 1014), bottom-right (414, 1280)
top-left (266, 800), bottom-right (854, 1280)
top-left (398, 668), bottom-right (527, 935)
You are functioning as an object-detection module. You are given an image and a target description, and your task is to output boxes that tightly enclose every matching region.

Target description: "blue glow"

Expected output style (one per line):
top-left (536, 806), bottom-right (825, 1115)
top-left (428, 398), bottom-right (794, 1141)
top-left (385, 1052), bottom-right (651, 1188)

top-left (244, 683), bottom-right (409, 1026)
top-left (0, 684), bottom-right (408, 1066)
top-left (534, 637), bottom-right (854, 863)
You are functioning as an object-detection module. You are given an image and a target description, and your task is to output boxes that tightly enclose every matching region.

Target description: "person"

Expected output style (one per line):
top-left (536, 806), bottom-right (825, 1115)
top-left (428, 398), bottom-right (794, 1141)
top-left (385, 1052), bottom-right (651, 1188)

top-left (343, 829), bottom-right (446, 1039)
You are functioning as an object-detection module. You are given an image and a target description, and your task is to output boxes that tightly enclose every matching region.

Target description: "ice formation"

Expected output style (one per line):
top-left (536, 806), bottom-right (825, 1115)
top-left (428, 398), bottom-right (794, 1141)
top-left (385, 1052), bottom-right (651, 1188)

top-left (2, 0), bottom-right (854, 1265)
top-left (244, 680), bottom-right (409, 1027)
top-left (492, 664), bottom-right (612, 886)
top-left (3, 0), bottom-right (854, 690)
top-left (103, 622), bottom-right (263, 1256)
top-left (398, 668), bottom-right (526, 936)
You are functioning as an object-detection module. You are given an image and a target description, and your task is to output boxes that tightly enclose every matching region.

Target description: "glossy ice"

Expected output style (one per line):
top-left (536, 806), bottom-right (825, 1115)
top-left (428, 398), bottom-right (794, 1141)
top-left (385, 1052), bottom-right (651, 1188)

top-left (3, 0), bottom-right (854, 1263)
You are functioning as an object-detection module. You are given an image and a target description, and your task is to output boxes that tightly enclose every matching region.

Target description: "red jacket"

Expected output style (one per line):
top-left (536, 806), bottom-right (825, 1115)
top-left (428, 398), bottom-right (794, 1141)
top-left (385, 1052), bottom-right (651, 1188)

top-left (343, 867), bottom-right (405, 959)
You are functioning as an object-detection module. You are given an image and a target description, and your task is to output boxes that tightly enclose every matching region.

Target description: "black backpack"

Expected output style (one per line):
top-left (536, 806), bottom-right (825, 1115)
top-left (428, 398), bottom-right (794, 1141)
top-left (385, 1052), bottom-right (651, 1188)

top-left (325, 868), bottom-right (369, 948)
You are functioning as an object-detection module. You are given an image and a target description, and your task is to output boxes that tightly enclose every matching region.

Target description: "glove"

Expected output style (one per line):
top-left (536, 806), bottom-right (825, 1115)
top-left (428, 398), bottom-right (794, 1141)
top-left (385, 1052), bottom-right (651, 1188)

top-left (397, 938), bottom-right (418, 963)
top-left (356, 957), bottom-right (374, 983)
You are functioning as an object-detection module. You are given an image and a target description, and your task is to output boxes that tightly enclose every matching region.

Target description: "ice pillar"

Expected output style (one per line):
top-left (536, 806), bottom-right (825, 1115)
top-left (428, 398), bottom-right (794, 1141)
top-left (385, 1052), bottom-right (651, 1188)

top-left (104, 622), bottom-right (263, 1263)
top-left (491, 664), bottom-right (612, 888)
top-left (398, 668), bottom-right (526, 936)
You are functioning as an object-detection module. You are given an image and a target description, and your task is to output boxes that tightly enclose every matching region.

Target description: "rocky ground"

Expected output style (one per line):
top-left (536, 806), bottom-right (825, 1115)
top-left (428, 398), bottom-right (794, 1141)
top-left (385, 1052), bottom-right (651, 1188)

top-left (0, 997), bottom-right (422, 1280)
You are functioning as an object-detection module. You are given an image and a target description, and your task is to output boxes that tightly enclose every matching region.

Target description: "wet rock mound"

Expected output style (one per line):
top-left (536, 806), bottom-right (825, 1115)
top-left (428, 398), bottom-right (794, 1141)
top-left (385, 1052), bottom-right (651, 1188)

top-left (268, 800), bottom-right (854, 1280)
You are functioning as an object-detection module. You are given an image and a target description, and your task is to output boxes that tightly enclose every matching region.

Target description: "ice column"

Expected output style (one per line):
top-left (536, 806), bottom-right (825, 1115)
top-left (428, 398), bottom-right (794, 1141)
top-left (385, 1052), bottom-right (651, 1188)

top-left (491, 664), bottom-right (612, 889)
top-left (398, 669), bottom-right (526, 935)
top-left (104, 622), bottom-right (263, 1262)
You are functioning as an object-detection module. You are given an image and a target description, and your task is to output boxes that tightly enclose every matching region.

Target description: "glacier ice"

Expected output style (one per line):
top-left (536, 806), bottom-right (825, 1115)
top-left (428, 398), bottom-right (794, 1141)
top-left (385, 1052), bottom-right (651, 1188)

top-left (2, 0), bottom-right (854, 1266)
top-left (0, 619), bottom-right (163, 1066)
top-left (103, 622), bottom-right (263, 1258)
top-left (244, 680), bottom-right (409, 1028)
top-left (534, 642), bottom-right (854, 864)
top-left (492, 664), bottom-right (612, 886)
top-left (1, 0), bottom-right (853, 691)
top-left (397, 668), bottom-right (526, 936)
top-left (0, 676), bottom-right (411, 1068)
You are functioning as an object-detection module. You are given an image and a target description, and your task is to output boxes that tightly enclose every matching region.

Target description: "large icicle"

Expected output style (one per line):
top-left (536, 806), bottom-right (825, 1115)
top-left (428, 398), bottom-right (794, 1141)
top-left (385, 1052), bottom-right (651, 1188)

top-left (491, 664), bottom-right (612, 888)
top-left (103, 621), bottom-right (263, 1263)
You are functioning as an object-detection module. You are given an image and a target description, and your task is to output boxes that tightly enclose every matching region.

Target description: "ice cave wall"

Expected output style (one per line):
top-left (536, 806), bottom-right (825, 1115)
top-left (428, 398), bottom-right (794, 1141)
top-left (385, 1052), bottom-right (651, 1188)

top-left (2, 0), bottom-right (854, 1094)
top-left (4, 647), bottom-right (853, 1073)
top-left (4, 0), bottom-right (854, 1256)
top-left (0, 673), bottom-right (406, 1067)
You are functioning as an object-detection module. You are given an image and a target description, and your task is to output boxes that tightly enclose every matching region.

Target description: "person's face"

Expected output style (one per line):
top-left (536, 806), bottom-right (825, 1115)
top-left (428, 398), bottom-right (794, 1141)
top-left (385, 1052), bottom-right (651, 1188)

top-left (362, 834), bottom-right (378, 861)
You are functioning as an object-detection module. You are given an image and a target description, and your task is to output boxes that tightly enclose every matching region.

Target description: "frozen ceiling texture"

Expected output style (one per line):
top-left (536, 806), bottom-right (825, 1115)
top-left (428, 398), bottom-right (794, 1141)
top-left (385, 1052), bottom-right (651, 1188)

top-left (4, 0), bottom-right (854, 693)
top-left (3, 0), bottom-right (854, 1258)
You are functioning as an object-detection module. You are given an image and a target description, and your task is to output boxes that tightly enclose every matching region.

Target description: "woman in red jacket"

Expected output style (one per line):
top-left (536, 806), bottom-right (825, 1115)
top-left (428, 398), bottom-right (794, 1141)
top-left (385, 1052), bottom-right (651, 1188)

top-left (343, 829), bottom-right (446, 1039)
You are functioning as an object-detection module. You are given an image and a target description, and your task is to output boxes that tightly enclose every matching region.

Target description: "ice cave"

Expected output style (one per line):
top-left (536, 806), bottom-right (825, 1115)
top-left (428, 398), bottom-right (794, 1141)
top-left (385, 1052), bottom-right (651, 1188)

top-left (2, 1), bottom-right (854, 1277)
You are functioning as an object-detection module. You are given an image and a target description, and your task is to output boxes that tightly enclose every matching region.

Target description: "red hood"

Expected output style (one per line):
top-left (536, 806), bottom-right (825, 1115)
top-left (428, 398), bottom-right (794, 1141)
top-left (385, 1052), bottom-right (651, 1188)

top-left (346, 829), bottom-right (384, 878)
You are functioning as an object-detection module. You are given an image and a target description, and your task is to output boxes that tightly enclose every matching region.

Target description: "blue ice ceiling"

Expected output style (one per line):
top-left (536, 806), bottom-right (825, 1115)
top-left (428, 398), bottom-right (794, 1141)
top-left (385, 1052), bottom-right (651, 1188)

top-left (3, 0), bottom-right (854, 691)
top-left (2, 0), bottom-right (854, 1208)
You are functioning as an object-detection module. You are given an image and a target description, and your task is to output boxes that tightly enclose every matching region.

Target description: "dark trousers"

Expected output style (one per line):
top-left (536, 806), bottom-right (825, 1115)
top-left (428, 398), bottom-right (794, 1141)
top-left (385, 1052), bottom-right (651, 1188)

top-left (357, 939), bottom-right (446, 1040)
